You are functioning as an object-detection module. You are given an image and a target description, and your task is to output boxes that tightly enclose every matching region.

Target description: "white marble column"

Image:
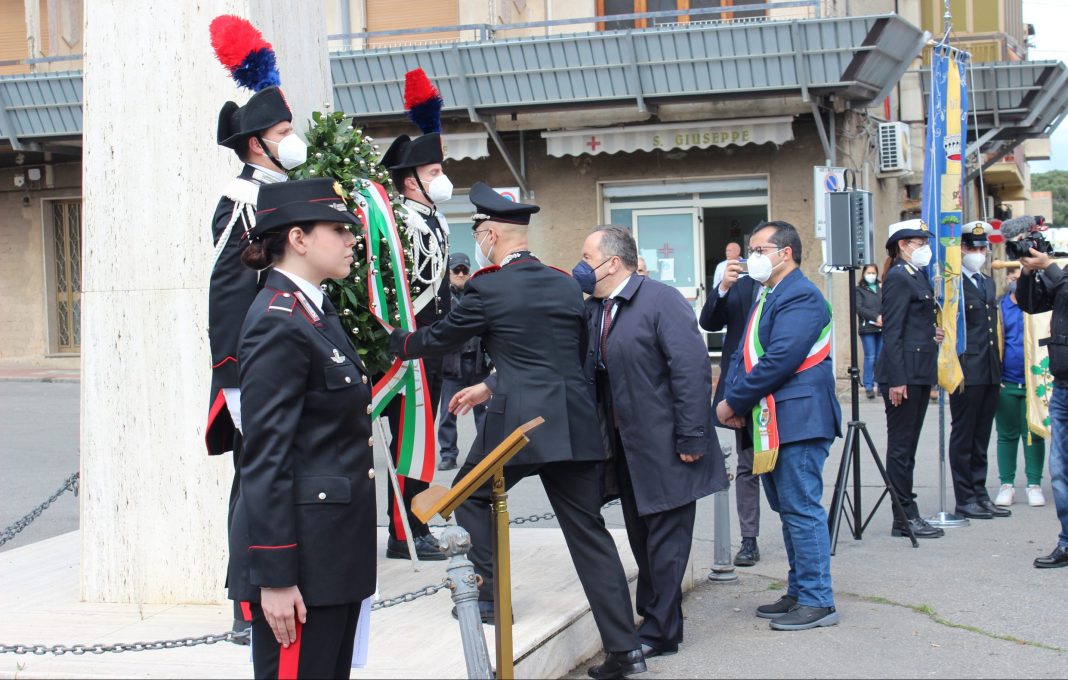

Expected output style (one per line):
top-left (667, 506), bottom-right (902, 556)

top-left (81, 0), bottom-right (330, 604)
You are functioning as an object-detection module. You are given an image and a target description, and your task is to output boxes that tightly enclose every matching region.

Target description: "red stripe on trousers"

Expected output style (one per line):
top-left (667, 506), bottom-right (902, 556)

top-left (390, 396), bottom-right (408, 540)
top-left (240, 601), bottom-right (252, 622)
top-left (277, 620), bottom-right (302, 680)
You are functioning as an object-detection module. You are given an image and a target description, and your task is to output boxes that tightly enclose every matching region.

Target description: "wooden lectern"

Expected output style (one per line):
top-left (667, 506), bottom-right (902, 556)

top-left (412, 417), bottom-right (544, 680)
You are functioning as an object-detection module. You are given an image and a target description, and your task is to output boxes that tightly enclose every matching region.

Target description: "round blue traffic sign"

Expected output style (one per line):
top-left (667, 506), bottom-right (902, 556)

top-left (824, 174), bottom-right (839, 192)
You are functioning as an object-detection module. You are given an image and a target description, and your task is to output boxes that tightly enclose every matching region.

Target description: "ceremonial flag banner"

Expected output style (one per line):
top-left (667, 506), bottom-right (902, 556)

top-left (924, 45), bottom-right (970, 394)
top-left (355, 182), bottom-right (437, 482)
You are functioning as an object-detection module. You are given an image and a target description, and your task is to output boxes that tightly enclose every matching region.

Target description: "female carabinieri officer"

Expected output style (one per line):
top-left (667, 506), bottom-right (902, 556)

top-left (227, 178), bottom-right (376, 678)
top-left (874, 218), bottom-right (945, 540)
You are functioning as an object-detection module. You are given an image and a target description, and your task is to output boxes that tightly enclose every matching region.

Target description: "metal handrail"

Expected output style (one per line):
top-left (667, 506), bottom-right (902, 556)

top-left (327, 0), bottom-right (820, 46)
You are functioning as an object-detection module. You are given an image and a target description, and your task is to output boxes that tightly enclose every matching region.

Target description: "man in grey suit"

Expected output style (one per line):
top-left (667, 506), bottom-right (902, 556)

top-left (578, 225), bottom-right (728, 657)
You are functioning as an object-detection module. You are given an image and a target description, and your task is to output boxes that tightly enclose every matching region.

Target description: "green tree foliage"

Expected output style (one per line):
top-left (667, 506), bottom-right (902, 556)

top-left (1031, 170), bottom-right (1068, 227)
top-left (290, 109), bottom-right (415, 375)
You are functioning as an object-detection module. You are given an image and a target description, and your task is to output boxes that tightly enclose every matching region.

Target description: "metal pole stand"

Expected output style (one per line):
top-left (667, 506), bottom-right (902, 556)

top-left (707, 444), bottom-right (737, 582)
top-left (827, 267), bottom-right (919, 552)
top-left (440, 525), bottom-right (493, 680)
top-left (491, 471), bottom-right (514, 679)
top-left (927, 389), bottom-right (970, 528)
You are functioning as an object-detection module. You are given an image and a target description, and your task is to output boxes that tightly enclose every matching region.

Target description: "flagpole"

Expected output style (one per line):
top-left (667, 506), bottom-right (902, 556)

top-left (377, 418), bottom-right (423, 572)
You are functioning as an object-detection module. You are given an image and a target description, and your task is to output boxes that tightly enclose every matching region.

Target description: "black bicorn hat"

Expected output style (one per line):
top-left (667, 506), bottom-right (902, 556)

top-left (961, 220), bottom-right (992, 247)
top-left (251, 179), bottom-right (360, 238)
top-left (217, 86), bottom-right (292, 150)
top-left (469, 182), bottom-right (539, 226)
top-left (381, 133), bottom-right (444, 171)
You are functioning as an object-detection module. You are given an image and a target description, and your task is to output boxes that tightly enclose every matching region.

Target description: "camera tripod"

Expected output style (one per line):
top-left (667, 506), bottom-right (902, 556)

top-left (827, 266), bottom-right (919, 553)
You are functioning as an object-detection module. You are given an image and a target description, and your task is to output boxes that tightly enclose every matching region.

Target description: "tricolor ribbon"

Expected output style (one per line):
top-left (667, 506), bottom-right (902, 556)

top-left (742, 289), bottom-right (832, 474)
top-left (353, 181), bottom-right (436, 483)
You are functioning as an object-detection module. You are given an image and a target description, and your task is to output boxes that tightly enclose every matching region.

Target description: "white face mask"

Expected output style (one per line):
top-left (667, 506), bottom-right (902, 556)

top-left (747, 248), bottom-right (782, 283)
top-left (474, 231), bottom-right (494, 269)
top-left (263, 133), bottom-right (307, 170)
top-left (425, 174), bottom-right (453, 204)
top-left (864, 273), bottom-right (878, 284)
top-left (908, 243), bottom-right (933, 268)
top-left (962, 252), bottom-right (987, 272)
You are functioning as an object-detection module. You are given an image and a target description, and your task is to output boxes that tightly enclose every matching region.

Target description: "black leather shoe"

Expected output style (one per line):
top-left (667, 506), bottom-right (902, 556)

top-left (451, 601), bottom-right (509, 624)
top-left (755, 594), bottom-right (797, 619)
top-left (438, 456), bottom-right (458, 471)
top-left (892, 517), bottom-right (944, 538)
top-left (230, 618), bottom-right (251, 646)
top-left (956, 502), bottom-right (993, 519)
top-left (980, 499), bottom-right (1011, 517)
top-left (639, 642), bottom-right (677, 658)
top-left (386, 535), bottom-right (447, 561)
top-left (733, 537), bottom-right (760, 567)
top-left (1034, 545), bottom-right (1068, 569)
top-left (865, 388), bottom-right (876, 399)
top-left (587, 650), bottom-right (647, 679)
top-left (769, 605), bottom-right (839, 631)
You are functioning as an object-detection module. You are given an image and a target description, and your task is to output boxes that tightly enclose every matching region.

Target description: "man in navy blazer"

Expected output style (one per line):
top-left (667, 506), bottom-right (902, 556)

top-left (715, 221), bottom-right (841, 631)
top-left (580, 225), bottom-right (728, 658)
top-left (700, 248), bottom-right (763, 567)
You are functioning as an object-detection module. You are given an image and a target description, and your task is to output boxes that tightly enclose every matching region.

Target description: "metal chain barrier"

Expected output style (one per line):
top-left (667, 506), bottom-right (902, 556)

top-left (0, 472), bottom-right (79, 548)
top-left (0, 580), bottom-right (451, 656)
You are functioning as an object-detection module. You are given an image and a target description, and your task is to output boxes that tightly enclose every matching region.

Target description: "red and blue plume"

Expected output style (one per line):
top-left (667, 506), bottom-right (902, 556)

top-left (210, 15), bottom-right (281, 92)
top-left (403, 68), bottom-right (443, 134)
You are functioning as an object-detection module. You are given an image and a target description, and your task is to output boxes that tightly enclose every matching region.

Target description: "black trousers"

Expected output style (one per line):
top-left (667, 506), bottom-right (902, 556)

top-left (734, 428), bottom-right (761, 539)
top-left (385, 366), bottom-right (442, 541)
top-left (949, 383), bottom-right (1000, 506)
top-left (453, 458), bottom-right (640, 653)
top-left (615, 443), bottom-right (696, 651)
top-left (881, 383), bottom-right (931, 522)
top-left (249, 601), bottom-right (359, 679)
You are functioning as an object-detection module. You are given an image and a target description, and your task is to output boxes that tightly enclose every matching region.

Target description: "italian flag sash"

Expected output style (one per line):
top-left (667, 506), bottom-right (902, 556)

top-left (741, 288), bottom-right (832, 475)
top-left (353, 182), bottom-right (436, 483)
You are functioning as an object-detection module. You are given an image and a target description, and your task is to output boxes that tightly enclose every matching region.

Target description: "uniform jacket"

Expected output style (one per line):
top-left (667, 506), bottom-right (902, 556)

top-left (584, 276), bottom-right (728, 516)
top-left (389, 253), bottom-right (605, 467)
top-left (206, 164), bottom-right (277, 455)
top-left (401, 198), bottom-right (452, 329)
top-left (1018, 263), bottom-right (1068, 384)
top-left (228, 269), bottom-right (376, 607)
top-left (959, 272), bottom-right (1002, 386)
top-left (855, 282), bottom-right (883, 336)
top-left (874, 258), bottom-right (938, 387)
top-left (723, 268), bottom-right (842, 445)
top-left (699, 275), bottom-right (759, 428)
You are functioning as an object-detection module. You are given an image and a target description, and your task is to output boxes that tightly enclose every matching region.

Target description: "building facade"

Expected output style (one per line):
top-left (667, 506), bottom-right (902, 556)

top-left (0, 0), bottom-right (1063, 372)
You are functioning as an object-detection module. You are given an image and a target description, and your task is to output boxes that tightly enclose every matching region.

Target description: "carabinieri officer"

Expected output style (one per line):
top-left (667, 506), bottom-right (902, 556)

top-left (949, 221), bottom-right (1007, 520)
top-left (875, 219), bottom-right (945, 539)
top-left (227, 179), bottom-right (376, 679)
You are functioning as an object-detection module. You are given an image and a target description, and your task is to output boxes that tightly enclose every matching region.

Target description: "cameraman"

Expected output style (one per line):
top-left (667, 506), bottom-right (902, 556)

top-left (1017, 247), bottom-right (1068, 569)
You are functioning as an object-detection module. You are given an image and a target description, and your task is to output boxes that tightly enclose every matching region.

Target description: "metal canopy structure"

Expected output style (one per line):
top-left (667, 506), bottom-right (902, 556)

top-left (0, 71), bottom-right (81, 151)
top-left (921, 60), bottom-right (1068, 183)
top-left (333, 13), bottom-right (928, 120)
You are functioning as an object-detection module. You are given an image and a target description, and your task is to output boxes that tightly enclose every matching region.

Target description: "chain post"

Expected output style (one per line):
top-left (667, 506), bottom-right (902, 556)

top-left (438, 525), bottom-right (493, 679)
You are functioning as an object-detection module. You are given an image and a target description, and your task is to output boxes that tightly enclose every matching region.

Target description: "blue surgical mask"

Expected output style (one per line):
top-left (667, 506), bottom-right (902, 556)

top-left (571, 259), bottom-right (610, 295)
top-left (1007, 281), bottom-right (1018, 296)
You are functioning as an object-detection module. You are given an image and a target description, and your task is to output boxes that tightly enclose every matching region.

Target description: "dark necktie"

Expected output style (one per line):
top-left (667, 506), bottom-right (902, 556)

top-left (600, 298), bottom-right (617, 368)
top-left (973, 273), bottom-right (985, 302)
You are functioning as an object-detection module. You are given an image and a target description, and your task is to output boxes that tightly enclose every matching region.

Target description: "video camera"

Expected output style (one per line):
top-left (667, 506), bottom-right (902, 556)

top-left (1003, 215), bottom-right (1057, 259)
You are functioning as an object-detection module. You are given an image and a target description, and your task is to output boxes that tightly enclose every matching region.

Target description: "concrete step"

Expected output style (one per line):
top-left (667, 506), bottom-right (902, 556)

top-left (0, 527), bottom-right (696, 678)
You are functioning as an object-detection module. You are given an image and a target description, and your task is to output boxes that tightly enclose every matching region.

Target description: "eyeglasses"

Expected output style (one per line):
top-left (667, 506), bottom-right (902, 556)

top-left (748, 244), bottom-right (783, 256)
top-left (451, 266), bottom-right (470, 275)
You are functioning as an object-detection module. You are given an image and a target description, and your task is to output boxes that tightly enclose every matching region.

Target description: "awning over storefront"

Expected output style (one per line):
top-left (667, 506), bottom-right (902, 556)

top-left (376, 131), bottom-right (489, 162)
top-left (541, 116), bottom-right (794, 158)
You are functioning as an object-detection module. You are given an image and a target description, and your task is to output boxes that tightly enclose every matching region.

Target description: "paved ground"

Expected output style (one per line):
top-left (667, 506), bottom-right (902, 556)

top-left (3, 377), bottom-right (1066, 677)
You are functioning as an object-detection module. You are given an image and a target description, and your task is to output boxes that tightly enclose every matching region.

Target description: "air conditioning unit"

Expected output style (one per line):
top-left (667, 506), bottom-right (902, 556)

top-left (878, 122), bottom-right (912, 175)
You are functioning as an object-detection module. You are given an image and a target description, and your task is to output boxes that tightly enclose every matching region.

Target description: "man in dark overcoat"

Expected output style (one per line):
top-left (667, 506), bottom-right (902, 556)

top-left (580, 225), bottom-right (727, 657)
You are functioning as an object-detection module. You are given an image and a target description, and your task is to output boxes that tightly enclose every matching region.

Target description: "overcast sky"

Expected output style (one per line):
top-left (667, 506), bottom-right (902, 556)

top-left (1024, 0), bottom-right (1067, 173)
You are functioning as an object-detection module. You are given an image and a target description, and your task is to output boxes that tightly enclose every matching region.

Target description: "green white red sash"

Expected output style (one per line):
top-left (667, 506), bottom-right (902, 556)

top-left (353, 182), bottom-right (436, 483)
top-left (741, 288), bottom-right (832, 472)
